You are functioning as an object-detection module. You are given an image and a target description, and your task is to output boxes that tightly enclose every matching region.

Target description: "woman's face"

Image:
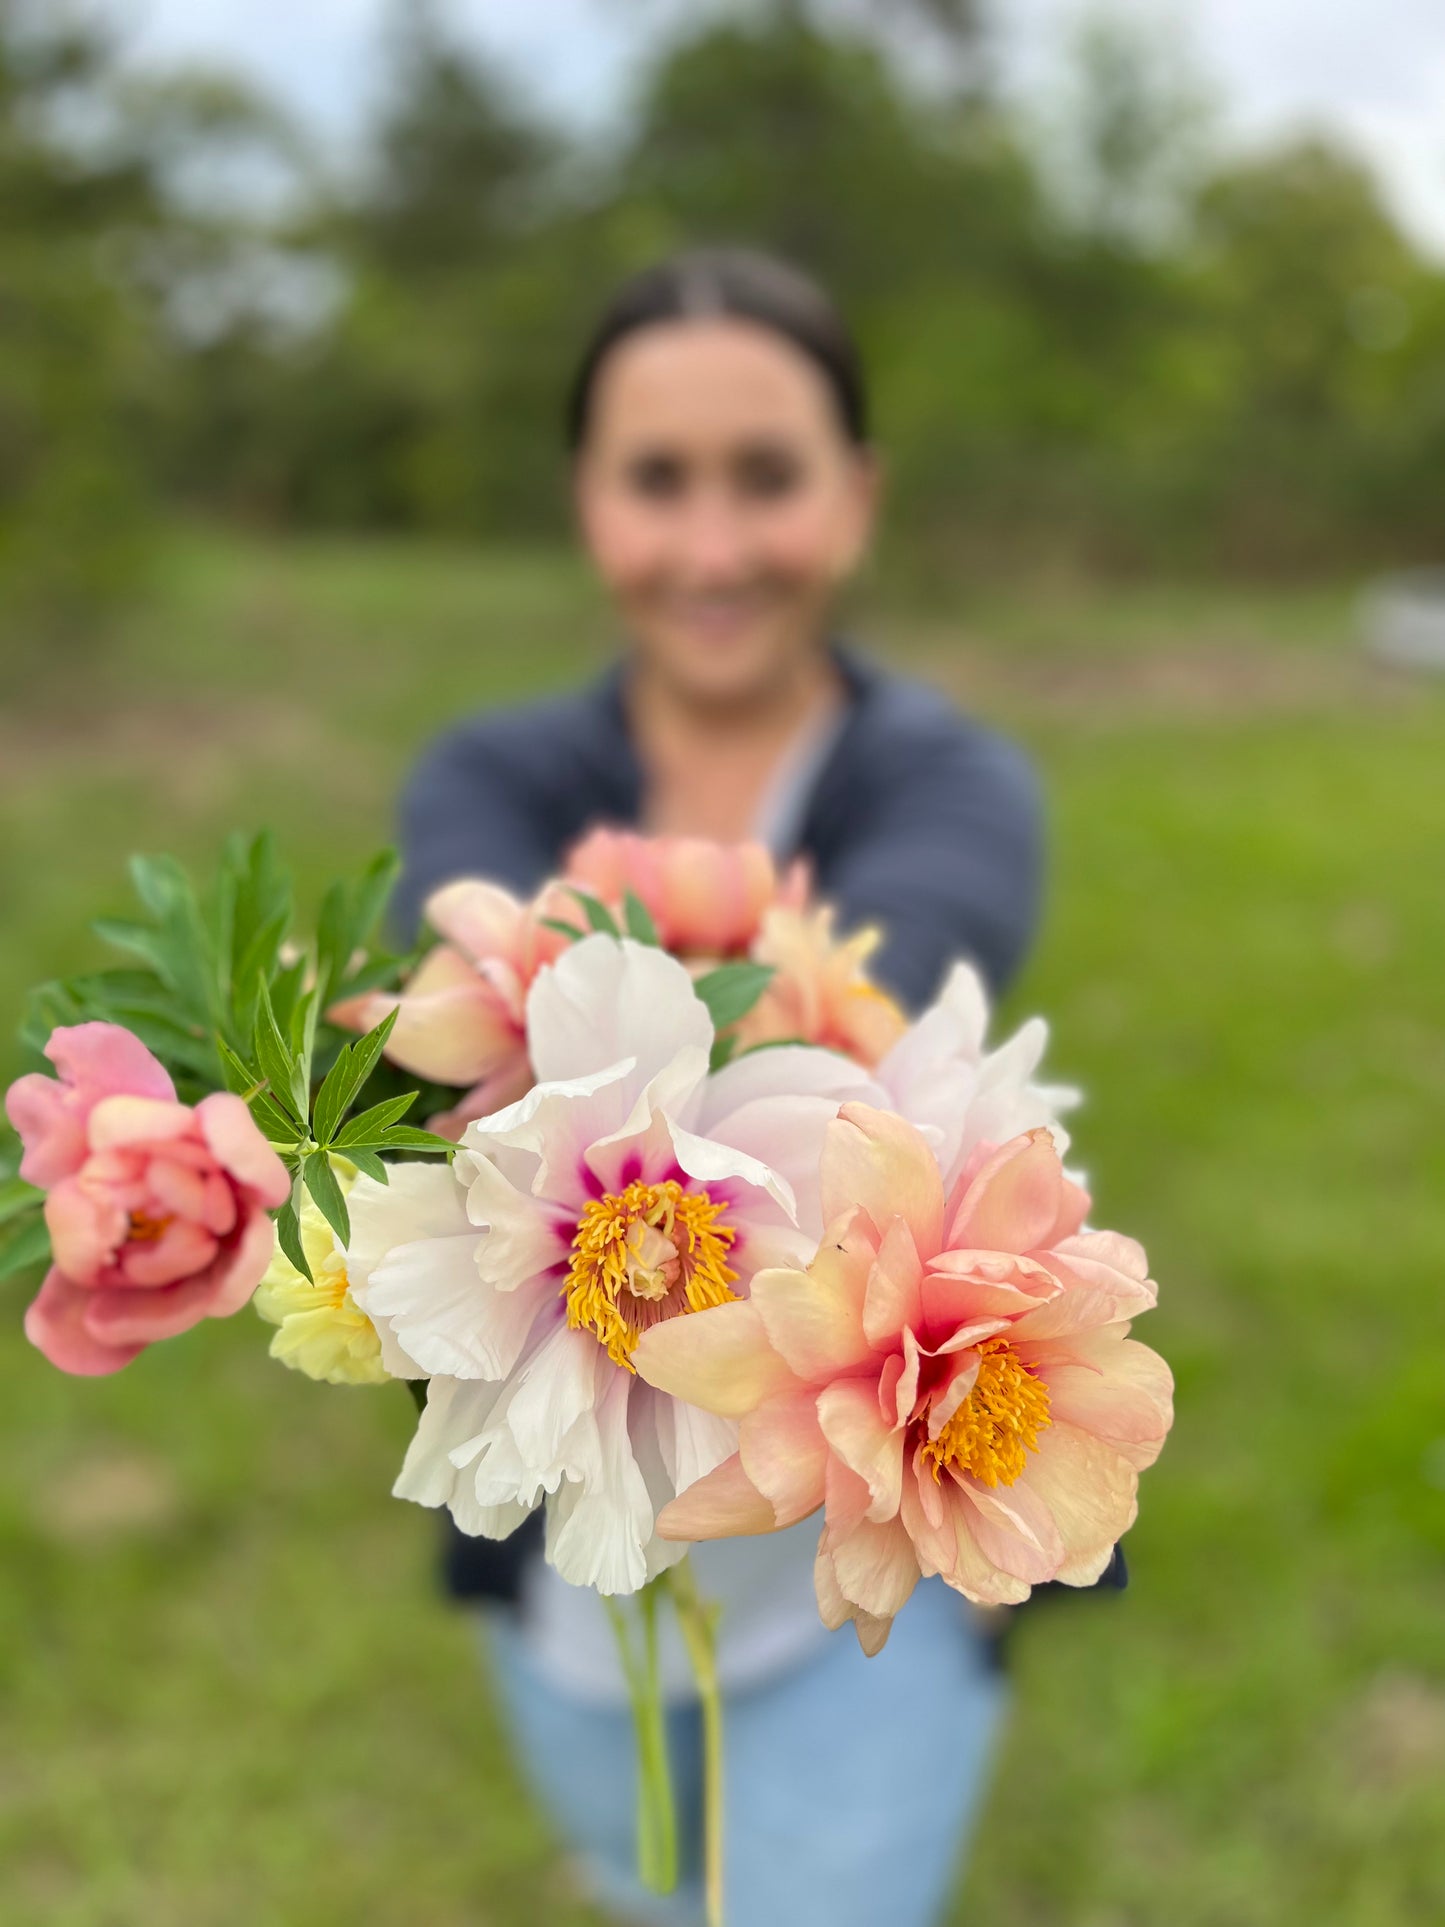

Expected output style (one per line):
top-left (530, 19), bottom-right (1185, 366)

top-left (574, 317), bottom-right (878, 706)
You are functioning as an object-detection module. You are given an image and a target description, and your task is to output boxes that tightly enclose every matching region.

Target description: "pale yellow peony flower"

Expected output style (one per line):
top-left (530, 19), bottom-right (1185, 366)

top-left (254, 1163), bottom-right (390, 1386)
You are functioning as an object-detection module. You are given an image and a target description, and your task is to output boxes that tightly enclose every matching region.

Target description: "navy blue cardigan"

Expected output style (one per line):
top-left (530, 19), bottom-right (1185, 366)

top-left (394, 647), bottom-right (1045, 1601)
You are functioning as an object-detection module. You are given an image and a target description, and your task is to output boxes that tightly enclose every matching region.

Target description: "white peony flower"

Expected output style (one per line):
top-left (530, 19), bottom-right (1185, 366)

top-left (348, 936), bottom-right (882, 1595)
top-left (874, 961), bottom-right (1078, 1187)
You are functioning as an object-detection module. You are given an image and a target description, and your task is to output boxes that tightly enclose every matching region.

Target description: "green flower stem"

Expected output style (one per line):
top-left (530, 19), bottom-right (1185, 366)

top-left (603, 1580), bottom-right (678, 1894)
top-left (667, 1558), bottom-right (725, 1927)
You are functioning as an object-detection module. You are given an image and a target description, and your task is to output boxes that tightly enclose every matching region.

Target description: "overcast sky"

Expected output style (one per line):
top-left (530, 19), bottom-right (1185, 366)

top-left (120, 0), bottom-right (1445, 256)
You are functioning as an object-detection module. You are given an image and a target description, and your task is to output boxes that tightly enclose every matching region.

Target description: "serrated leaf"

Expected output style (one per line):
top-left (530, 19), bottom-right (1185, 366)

top-left (566, 888), bottom-right (620, 938)
top-left (313, 1010), bottom-right (401, 1147)
top-left (693, 962), bottom-right (775, 1033)
top-left (332, 1091), bottom-right (418, 1146)
top-left (622, 890), bottom-right (660, 945)
top-left (303, 1150), bottom-right (351, 1247)
top-left (254, 981), bottom-right (307, 1126)
top-left (274, 1185), bottom-right (311, 1284)
top-left (339, 1146), bottom-right (388, 1183)
top-left (367, 1125), bottom-right (454, 1155)
top-left (0, 1209), bottom-right (50, 1280)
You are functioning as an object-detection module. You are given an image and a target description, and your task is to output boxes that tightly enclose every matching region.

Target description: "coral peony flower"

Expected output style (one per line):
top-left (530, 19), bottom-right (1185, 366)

top-left (635, 1103), bottom-right (1172, 1651)
top-left (346, 936), bottom-right (882, 1594)
top-left (564, 828), bottom-right (807, 958)
top-left (253, 1160), bottom-right (389, 1386)
top-left (330, 878), bottom-right (570, 1137)
top-left (732, 905), bottom-right (909, 1065)
top-left (6, 1022), bottom-right (290, 1376)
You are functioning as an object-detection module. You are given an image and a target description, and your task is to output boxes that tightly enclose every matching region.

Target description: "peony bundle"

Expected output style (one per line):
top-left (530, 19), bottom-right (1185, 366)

top-left (2, 831), bottom-right (1172, 1925)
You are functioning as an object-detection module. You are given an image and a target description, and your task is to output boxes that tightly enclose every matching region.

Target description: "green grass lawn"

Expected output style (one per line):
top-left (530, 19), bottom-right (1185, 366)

top-left (2, 530), bottom-right (1442, 1925)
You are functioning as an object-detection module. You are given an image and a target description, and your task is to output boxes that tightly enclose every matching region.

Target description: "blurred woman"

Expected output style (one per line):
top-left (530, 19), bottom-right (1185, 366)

top-left (393, 248), bottom-right (1043, 1927)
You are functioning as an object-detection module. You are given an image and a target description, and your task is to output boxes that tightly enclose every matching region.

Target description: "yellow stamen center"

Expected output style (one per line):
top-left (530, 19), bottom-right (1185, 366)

top-left (919, 1339), bottom-right (1052, 1488)
top-left (565, 1179), bottom-right (738, 1371)
top-left (127, 1210), bottom-right (174, 1244)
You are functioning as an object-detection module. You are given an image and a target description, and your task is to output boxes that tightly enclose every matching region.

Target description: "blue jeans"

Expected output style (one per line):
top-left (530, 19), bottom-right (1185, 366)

top-left (482, 1577), bottom-right (1007, 1927)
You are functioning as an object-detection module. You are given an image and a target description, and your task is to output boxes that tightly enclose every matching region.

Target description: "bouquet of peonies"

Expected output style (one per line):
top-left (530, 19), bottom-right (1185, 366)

top-left (1, 830), bottom-right (1173, 1924)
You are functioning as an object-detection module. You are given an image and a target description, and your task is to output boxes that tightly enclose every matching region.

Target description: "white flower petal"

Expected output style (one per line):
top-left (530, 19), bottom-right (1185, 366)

top-left (526, 936), bottom-right (713, 1090)
top-left (355, 1233), bottom-right (542, 1379)
top-left (544, 1369), bottom-right (655, 1595)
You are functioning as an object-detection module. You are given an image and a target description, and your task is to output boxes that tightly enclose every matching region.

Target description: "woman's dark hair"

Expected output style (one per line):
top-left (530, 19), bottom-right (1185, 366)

top-left (566, 246), bottom-right (869, 450)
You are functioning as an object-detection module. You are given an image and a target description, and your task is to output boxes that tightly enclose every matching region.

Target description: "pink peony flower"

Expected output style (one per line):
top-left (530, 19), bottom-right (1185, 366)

top-left (634, 1103), bottom-right (1172, 1652)
top-left (732, 906), bottom-right (908, 1067)
top-left (330, 879), bottom-right (571, 1137)
top-left (5, 1022), bottom-right (291, 1376)
top-left (564, 828), bottom-right (807, 959)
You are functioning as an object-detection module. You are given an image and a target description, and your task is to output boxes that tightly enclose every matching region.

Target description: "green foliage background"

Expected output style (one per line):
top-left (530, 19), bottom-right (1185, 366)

top-left (5, 0), bottom-right (1445, 662)
top-left (1, 530), bottom-right (1442, 1924)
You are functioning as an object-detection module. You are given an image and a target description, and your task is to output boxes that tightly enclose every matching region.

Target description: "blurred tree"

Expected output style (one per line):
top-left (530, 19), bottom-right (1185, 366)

top-left (0, 1), bottom-right (158, 656)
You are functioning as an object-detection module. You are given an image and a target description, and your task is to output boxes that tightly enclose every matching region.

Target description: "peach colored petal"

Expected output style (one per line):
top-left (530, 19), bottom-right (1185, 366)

top-left (208, 1207), bottom-right (296, 1318)
top-left (954, 1469), bottom-right (1065, 1585)
top-left (656, 1452), bottom-right (778, 1540)
top-left (146, 1155), bottom-right (208, 1223)
top-left (425, 879), bottom-right (527, 966)
top-left (1019, 1421), bottom-right (1140, 1582)
top-left (922, 1249), bottom-right (1062, 1326)
top-left (749, 1233), bottom-right (873, 1382)
top-left (814, 1541), bottom-right (894, 1656)
top-left (5, 1074), bottom-right (81, 1187)
top-left (24, 1268), bottom-right (144, 1376)
top-left (738, 1391), bottom-right (828, 1526)
top-left (113, 1217), bottom-right (217, 1287)
top-left (901, 1468), bottom-right (1033, 1605)
top-left (1025, 1329), bottom-right (1174, 1470)
top-left (47, 1022), bottom-right (175, 1103)
top-left (82, 1274), bottom-right (228, 1346)
top-left (946, 1129), bottom-right (1067, 1253)
top-left (194, 1093), bottom-right (290, 1205)
top-left (816, 1378), bottom-right (904, 1523)
top-left (45, 1178), bottom-right (127, 1285)
top-left (86, 1095), bottom-right (192, 1153)
top-left (632, 1299), bottom-right (800, 1418)
top-left (861, 1214), bottom-right (925, 1348)
top-left (821, 1103), bottom-right (943, 1254)
top-left (822, 1513), bottom-right (920, 1621)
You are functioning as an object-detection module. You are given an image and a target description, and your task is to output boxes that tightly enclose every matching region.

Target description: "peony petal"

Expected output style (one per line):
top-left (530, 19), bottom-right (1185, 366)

top-left (1018, 1420), bottom-right (1140, 1583)
top-left (816, 1378), bottom-right (904, 1523)
top-left (656, 1451), bottom-right (779, 1540)
top-left (821, 1513), bottom-right (919, 1624)
top-left (1024, 1328), bottom-right (1174, 1470)
top-left (24, 1268), bottom-right (144, 1375)
top-left (45, 1176), bottom-right (126, 1285)
top-left (749, 1227), bottom-right (874, 1382)
top-left (633, 1299), bottom-right (799, 1417)
top-left (113, 1216), bottom-right (217, 1288)
top-left (946, 1129), bottom-right (1067, 1254)
top-left (198, 1207), bottom-right (279, 1318)
top-left (862, 1214), bottom-right (925, 1348)
top-left (821, 1103), bottom-right (944, 1255)
top-left (357, 1231), bottom-right (538, 1379)
top-left (954, 1469), bottom-right (1065, 1584)
top-left (86, 1096), bottom-right (193, 1153)
top-left (526, 936), bottom-right (713, 1090)
top-left (813, 1540), bottom-right (895, 1656)
top-left (194, 1093), bottom-right (291, 1205)
top-left (738, 1390), bottom-right (829, 1526)
top-left (544, 1368), bottom-right (654, 1595)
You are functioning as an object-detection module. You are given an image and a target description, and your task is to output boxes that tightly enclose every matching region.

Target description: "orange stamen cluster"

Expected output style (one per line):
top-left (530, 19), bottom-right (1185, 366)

top-left (564, 1179), bottom-right (737, 1370)
top-left (919, 1339), bottom-right (1052, 1488)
